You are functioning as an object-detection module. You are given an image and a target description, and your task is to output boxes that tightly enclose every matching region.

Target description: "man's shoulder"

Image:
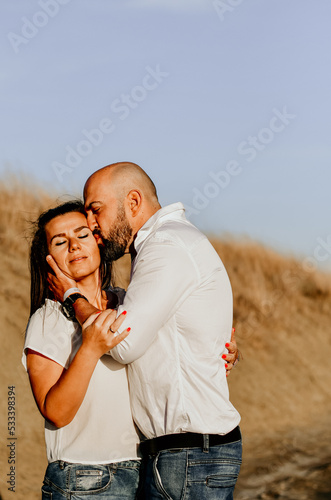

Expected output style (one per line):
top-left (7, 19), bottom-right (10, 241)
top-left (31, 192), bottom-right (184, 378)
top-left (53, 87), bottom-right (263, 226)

top-left (138, 219), bottom-right (221, 271)
top-left (152, 218), bottom-right (206, 248)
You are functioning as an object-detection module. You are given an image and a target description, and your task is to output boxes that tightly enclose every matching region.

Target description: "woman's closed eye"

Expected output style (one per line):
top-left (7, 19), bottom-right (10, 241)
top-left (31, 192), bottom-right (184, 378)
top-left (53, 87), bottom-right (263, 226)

top-left (54, 233), bottom-right (88, 246)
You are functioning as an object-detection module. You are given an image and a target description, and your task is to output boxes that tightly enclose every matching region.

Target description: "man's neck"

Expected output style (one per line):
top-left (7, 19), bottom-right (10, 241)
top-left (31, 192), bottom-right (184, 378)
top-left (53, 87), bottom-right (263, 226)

top-left (129, 238), bottom-right (137, 261)
top-left (128, 205), bottom-right (161, 259)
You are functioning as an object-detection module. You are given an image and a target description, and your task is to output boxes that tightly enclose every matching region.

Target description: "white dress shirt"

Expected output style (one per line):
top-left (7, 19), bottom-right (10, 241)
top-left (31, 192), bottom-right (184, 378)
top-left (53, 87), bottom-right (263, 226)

top-left (111, 203), bottom-right (240, 439)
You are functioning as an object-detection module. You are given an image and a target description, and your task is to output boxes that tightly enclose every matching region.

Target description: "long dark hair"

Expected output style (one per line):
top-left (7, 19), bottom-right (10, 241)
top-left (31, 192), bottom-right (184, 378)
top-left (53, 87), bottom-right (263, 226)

top-left (29, 200), bottom-right (111, 318)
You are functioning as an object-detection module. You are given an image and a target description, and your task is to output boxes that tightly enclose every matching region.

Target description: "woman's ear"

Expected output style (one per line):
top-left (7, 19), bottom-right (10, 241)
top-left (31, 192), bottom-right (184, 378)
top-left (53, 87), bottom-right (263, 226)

top-left (126, 190), bottom-right (142, 217)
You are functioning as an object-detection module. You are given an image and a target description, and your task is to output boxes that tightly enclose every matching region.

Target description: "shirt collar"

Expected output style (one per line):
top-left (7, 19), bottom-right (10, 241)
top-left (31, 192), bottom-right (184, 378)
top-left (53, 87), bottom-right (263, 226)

top-left (134, 202), bottom-right (186, 253)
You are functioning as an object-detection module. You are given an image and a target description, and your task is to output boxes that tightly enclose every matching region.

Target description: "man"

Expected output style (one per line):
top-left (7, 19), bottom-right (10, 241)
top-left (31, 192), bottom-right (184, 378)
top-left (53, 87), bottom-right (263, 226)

top-left (48, 162), bottom-right (241, 499)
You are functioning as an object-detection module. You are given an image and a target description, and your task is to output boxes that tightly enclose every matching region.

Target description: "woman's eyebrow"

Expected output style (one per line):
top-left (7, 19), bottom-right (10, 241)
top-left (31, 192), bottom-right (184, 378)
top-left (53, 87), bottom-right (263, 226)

top-left (50, 226), bottom-right (89, 243)
top-left (74, 225), bottom-right (89, 233)
top-left (50, 232), bottom-right (66, 243)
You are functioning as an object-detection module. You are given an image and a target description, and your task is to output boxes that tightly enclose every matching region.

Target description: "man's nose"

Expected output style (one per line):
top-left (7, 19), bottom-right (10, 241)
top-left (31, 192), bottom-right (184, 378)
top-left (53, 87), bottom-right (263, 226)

top-left (86, 211), bottom-right (98, 230)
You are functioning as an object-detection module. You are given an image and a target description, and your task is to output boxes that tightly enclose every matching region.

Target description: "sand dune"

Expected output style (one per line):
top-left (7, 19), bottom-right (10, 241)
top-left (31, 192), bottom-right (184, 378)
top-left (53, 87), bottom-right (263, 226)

top-left (0, 180), bottom-right (330, 499)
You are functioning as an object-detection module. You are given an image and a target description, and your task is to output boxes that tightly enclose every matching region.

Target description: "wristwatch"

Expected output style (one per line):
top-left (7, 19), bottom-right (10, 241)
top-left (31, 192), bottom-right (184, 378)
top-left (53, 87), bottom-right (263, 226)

top-left (62, 293), bottom-right (89, 320)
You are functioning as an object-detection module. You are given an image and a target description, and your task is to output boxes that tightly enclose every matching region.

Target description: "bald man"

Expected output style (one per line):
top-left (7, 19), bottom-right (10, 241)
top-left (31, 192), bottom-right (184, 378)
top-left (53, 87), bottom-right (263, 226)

top-left (48, 162), bottom-right (242, 500)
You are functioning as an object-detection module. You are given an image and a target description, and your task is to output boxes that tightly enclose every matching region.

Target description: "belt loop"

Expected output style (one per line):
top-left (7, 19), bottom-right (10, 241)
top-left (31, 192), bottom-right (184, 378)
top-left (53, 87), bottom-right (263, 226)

top-left (59, 460), bottom-right (65, 469)
top-left (203, 434), bottom-right (209, 453)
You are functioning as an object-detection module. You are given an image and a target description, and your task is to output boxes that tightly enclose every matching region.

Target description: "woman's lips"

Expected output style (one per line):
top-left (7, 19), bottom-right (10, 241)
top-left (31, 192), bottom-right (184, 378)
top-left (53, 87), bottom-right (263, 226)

top-left (69, 256), bottom-right (87, 263)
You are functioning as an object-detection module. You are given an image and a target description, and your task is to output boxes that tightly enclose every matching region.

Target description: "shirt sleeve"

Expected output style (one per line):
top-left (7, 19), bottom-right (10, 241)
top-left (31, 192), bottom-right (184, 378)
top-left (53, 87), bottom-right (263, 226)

top-left (22, 302), bottom-right (79, 371)
top-left (110, 238), bottom-right (199, 364)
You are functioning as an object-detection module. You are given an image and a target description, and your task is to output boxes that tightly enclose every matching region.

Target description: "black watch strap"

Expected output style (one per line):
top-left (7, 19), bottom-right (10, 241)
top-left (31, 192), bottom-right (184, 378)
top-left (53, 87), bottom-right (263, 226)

top-left (62, 293), bottom-right (89, 320)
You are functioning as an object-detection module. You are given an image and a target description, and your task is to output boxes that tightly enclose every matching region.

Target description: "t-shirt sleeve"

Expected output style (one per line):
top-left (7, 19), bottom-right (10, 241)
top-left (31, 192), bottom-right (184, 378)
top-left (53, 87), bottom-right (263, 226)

top-left (109, 286), bottom-right (126, 306)
top-left (22, 302), bottom-right (80, 371)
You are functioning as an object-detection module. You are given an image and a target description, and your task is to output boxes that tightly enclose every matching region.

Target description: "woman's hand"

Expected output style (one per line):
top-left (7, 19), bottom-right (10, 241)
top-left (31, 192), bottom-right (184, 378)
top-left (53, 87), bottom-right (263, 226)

top-left (81, 309), bottom-right (130, 359)
top-left (222, 328), bottom-right (240, 377)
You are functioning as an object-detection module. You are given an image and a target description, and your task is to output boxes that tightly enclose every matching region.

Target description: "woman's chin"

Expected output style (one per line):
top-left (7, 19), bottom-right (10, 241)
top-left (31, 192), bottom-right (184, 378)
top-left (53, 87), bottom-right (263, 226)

top-left (72, 270), bottom-right (99, 282)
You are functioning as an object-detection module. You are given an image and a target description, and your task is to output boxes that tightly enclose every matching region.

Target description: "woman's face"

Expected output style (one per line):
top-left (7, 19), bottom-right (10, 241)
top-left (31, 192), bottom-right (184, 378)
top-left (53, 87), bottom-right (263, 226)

top-left (45, 212), bottom-right (101, 281)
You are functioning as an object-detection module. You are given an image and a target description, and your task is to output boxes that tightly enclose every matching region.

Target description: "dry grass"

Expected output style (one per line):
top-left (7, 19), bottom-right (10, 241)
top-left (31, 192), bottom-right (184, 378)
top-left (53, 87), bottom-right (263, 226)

top-left (211, 238), bottom-right (331, 433)
top-left (0, 179), bottom-right (330, 499)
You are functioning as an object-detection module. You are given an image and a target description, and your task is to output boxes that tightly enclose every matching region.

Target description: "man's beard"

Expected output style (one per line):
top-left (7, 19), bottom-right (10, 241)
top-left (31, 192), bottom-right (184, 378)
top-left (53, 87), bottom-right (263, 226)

top-left (97, 205), bottom-right (133, 263)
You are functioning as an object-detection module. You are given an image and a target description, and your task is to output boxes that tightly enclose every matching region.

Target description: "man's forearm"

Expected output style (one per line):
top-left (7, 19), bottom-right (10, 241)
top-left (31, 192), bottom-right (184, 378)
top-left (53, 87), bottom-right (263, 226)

top-left (73, 298), bottom-right (99, 325)
top-left (110, 243), bottom-right (198, 364)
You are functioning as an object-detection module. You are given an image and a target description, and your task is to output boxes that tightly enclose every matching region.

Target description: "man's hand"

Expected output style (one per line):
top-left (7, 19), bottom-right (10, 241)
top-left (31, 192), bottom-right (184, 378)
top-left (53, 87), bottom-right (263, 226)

top-left (46, 255), bottom-right (77, 302)
top-left (222, 328), bottom-right (240, 377)
top-left (82, 309), bottom-right (130, 358)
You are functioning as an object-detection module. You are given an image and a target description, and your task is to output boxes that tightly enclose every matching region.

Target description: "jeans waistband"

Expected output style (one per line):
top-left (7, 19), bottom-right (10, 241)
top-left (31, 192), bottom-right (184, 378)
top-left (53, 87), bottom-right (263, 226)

top-left (139, 426), bottom-right (241, 456)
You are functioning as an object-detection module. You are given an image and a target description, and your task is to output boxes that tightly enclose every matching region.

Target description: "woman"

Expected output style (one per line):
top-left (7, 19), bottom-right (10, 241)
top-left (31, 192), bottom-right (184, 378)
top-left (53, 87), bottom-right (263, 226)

top-left (22, 200), bottom-right (141, 499)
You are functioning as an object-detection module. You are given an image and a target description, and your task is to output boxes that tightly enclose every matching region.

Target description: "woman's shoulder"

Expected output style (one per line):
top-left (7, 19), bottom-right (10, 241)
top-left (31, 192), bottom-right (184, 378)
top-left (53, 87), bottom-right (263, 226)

top-left (23, 300), bottom-right (80, 370)
top-left (28, 299), bottom-right (63, 321)
top-left (26, 299), bottom-right (74, 335)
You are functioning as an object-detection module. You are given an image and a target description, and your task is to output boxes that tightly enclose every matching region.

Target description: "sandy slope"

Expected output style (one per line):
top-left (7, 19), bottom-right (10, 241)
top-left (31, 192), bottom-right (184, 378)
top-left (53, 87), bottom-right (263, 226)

top-left (0, 182), bottom-right (330, 499)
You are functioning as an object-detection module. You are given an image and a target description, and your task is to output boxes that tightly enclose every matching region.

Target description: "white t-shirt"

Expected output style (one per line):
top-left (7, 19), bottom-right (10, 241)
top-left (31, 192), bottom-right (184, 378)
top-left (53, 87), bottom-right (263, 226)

top-left (22, 298), bottom-right (140, 464)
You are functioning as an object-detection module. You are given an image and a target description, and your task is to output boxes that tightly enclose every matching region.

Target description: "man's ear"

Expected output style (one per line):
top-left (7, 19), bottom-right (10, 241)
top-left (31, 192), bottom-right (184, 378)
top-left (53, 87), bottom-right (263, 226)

top-left (126, 190), bottom-right (142, 217)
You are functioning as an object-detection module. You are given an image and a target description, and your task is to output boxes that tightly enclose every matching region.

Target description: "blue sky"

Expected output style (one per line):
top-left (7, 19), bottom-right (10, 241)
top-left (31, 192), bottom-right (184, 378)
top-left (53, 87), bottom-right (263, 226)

top-left (1, 0), bottom-right (330, 268)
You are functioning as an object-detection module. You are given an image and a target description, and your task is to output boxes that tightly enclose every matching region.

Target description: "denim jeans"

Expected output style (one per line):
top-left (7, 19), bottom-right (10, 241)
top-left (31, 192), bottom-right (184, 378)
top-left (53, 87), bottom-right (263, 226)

top-left (41, 459), bottom-right (141, 499)
top-left (142, 434), bottom-right (242, 500)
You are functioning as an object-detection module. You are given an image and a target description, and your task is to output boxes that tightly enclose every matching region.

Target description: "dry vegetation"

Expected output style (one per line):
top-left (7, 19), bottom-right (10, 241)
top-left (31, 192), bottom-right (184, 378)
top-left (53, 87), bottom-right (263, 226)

top-left (0, 179), bottom-right (330, 499)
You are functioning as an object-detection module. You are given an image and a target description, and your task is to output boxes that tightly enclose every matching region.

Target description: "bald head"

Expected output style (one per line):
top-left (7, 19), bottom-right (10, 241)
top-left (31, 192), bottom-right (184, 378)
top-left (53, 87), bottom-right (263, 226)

top-left (83, 163), bottom-right (161, 253)
top-left (84, 162), bottom-right (159, 208)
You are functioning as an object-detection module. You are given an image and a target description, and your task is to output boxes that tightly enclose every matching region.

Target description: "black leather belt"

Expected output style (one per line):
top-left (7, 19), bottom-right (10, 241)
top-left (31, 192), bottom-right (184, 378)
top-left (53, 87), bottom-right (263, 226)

top-left (139, 426), bottom-right (241, 457)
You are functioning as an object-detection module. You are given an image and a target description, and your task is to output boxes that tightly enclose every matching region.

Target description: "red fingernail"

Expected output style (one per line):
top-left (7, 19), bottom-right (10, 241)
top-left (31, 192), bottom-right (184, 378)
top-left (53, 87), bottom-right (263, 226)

top-left (225, 363), bottom-right (228, 368)
top-left (122, 311), bottom-right (127, 315)
top-left (222, 354), bottom-right (227, 359)
top-left (225, 343), bottom-right (230, 348)
top-left (127, 327), bottom-right (131, 332)
top-left (233, 328), bottom-right (235, 332)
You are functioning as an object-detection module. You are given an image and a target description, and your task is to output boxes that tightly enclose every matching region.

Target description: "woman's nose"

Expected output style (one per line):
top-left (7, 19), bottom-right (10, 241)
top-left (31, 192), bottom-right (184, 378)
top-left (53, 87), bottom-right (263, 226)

top-left (69, 238), bottom-right (80, 251)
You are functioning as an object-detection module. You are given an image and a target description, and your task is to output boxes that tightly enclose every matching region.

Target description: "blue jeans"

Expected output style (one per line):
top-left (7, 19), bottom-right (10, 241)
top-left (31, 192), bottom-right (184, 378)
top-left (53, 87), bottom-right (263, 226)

top-left (142, 435), bottom-right (242, 500)
top-left (41, 460), bottom-right (141, 499)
